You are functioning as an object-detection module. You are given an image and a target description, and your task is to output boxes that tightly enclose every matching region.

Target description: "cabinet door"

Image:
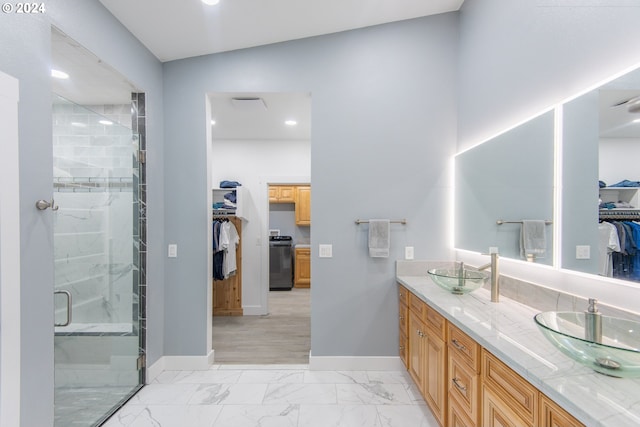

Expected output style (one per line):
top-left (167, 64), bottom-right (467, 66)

top-left (294, 248), bottom-right (311, 288)
top-left (540, 394), bottom-right (584, 427)
top-left (399, 301), bottom-right (408, 363)
top-left (269, 185), bottom-right (295, 203)
top-left (295, 185), bottom-right (311, 225)
top-left (408, 312), bottom-right (425, 390)
top-left (425, 332), bottom-right (447, 427)
top-left (279, 186), bottom-right (295, 202)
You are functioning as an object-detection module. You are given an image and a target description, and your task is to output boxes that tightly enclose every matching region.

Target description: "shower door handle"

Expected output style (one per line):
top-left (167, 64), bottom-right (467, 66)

top-left (54, 290), bottom-right (72, 327)
top-left (36, 198), bottom-right (59, 211)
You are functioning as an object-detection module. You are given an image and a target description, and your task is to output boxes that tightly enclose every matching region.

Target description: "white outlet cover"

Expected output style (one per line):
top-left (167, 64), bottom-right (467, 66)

top-left (405, 246), bottom-right (414, 260)
top-left (576, 245), bottom-right (590, 259)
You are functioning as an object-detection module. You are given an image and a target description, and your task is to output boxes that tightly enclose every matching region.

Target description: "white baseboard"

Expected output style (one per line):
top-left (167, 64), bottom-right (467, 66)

top-left (309, 354), bottom-right (404, 371)
top-left (146, 350), bottom-right (214, 383)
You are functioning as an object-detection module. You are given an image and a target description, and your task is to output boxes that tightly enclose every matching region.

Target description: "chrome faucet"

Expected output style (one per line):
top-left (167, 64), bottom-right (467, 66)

top-left (585, 298), bottom-right (602, 343)
top-left (478, 252), bottom-right (500, 302)
top-left (458, 261), bottom-right (465, 288)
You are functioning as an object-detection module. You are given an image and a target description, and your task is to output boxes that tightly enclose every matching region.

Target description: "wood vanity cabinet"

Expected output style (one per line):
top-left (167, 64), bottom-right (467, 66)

top-left (294, 247), bottom-right (311, 288)
top-left (448, 323), bottom-right (481, 427)
top-left (540, 394), bottom-right (584, 427)
top-left (397, 284), bottom-right (586, 427)
top-left (268, 185), bottom-right (295, 203)
top-left (398, 286), bottom-right (409, 366)
top-left (295, 185), bottom-right (311, 225)
top-left (482, 349), bottom-right (538, 427)
top-left (406, 292), bottom-right (447, 427)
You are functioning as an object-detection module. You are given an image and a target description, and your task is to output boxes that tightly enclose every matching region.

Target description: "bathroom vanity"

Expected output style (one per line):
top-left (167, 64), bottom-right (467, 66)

top-left (397, 261), bottom-right (640, 427)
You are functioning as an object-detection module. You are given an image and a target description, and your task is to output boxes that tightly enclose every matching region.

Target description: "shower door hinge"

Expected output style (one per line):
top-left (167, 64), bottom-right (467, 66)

top-left (137, 354), bottom-right (146, 370)
top-left (138, 150), bottom-right (146, 164)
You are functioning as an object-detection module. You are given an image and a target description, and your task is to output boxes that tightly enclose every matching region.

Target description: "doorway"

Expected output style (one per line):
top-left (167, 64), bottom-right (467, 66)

top-left (51, 28), bottom-right (145, 426)
top-left (208, 92), bottom-right (311, 364)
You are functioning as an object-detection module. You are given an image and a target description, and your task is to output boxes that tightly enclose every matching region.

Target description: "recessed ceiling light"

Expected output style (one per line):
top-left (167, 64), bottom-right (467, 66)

top-left (51, 69), bottom-right (69, 79)
top-left (211, 119), bottom-right (216, 125)
top-left (202, 0), bottom-right (220, 5)
top-left (71, 122), bottom-right (87, 128)
top-left (99, 120), bottom-right (113, 125)
top-left (285, 120), bottom-right (297, 126)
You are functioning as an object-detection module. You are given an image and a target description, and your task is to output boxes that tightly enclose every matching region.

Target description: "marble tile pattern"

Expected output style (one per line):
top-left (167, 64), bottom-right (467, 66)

top-left (396, 260), bottom-right (640, 427)
top-left (102, 365), bottom-right (439, 427)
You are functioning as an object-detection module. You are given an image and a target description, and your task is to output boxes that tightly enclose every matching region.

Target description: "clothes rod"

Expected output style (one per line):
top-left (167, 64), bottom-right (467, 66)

top-left (496, 219), bottom-right (553, 225)
top-left (355, 219), bottom-right (407, 224)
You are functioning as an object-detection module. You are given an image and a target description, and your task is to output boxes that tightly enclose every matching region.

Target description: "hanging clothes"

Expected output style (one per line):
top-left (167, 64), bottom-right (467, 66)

top-left (598, 219), bottom-right (640, 281)
top-left (212, 217), bottom-right (240, 280)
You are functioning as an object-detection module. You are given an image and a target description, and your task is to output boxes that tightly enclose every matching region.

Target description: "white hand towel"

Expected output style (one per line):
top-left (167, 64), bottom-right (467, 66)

top-left (369, 219), bottom-right (390, 258)
top-left (520, 220), bottom-right (546, 260)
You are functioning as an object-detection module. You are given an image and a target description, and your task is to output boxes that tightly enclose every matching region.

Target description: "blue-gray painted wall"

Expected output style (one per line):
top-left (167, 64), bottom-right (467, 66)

top-left (0, 2), bottom-right (164, 425)
top-left (162, 13), bottom-right (460, 357)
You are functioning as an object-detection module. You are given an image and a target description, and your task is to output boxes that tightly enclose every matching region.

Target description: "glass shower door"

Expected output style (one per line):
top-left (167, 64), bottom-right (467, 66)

top-left (52, 95), bottom-right (143, 426)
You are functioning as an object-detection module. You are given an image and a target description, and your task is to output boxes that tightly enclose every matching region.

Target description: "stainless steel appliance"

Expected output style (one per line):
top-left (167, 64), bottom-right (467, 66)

top-left (269, 236), bottom-right (293, 290)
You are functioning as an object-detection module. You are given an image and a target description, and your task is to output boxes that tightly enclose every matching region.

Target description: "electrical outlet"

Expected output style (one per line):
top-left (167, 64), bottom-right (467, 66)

top-left (405, 246), bottom-right (414, 260)
top-left (168, 244), bottom-right (177, 258)
top-left (319, 244), bottom-right (332, 258)
top-left (576, 245), bottom-right (591, 260)
top-left (489, 246), bottom-right (499, 254)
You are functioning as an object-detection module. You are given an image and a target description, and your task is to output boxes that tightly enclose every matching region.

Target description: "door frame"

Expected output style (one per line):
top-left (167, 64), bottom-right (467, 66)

top-left (0, 70), bottom-right (21, 426)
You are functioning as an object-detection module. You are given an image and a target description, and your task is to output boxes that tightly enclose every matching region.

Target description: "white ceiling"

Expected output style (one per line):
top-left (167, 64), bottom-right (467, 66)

top-left (99, 0), bottom-right (465, 62)
top-left (209, 92), bottom-right (311, 140)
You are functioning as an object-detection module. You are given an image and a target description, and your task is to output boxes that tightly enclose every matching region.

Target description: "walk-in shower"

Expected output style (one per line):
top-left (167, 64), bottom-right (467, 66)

top-left (52, 95), bottom-right (143, 426)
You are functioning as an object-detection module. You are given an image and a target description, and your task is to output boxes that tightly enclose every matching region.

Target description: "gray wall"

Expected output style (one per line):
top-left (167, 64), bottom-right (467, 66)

top-left (163, 14), bottom-right (459, 357)
top-left (0, 2), bottom-right (163, 425)
top-left (457, 0), bottom-right (640, 150)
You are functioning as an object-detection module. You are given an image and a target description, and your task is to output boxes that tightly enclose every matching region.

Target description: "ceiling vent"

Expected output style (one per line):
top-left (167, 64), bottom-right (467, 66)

top-left (230, 97), bottom-right (267, 111)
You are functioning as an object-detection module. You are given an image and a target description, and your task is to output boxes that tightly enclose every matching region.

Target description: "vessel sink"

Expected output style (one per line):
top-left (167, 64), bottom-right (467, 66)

top-left (427, 264), bottom-right (489, 295)
top-left (534, 311), bottom-right (640, 378)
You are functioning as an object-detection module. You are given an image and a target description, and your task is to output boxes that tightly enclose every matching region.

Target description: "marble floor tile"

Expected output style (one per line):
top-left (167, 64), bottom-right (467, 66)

top-left (336, 383), bottom-right (413, 405)
top-left (298, 404), bottom-right (383, 427)
top-left (103, 365), bottom-right (433, 427)
top-left (263, 383), bottom-right (338, 405)
top-left (212, 404), bottom-right (299, 427)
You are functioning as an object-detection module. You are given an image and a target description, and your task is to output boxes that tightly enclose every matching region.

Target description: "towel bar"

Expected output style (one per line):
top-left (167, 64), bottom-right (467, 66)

top-left (355, 219), bottom-right (407, 224)
top-left (496, 219), bottom-right (552, 225)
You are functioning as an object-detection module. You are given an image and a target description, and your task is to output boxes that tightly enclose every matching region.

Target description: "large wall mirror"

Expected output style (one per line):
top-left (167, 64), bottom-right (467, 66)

top-left (562, 66), bottom-right (640, 283)
top-left (455, 110), bottom-right (555, 264)
top-left (456, 64), bottom-right (640, 287)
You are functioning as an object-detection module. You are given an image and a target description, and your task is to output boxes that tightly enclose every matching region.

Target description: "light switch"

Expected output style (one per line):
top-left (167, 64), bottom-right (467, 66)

top-left (168, 244), bottom-right (177, 258)
top-left (319, 244), bottom-right (332, 258)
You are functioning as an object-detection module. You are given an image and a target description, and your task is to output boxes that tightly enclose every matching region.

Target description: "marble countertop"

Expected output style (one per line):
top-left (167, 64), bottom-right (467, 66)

top-left (397, 270), bottom-right (640, 427)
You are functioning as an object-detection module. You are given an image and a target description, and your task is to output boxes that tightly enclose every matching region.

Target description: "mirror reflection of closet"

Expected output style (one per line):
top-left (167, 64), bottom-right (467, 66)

top-left (562, 66), bottom-right (640, 282)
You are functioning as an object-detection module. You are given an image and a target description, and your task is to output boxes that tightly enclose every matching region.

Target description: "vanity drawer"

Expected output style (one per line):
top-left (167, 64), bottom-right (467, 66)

top-left (448, 323), bottom-right (480, 372)
top-left (482, 349), bottom-right (538, 426)
top-left (449, 353), bottom-right (480, 424)
top-left (425, 305), bottom-right (446, 340)
top-left (398, 284), bottom-right (409, 306)
top-left (409, 292), bottom-right (427, 320)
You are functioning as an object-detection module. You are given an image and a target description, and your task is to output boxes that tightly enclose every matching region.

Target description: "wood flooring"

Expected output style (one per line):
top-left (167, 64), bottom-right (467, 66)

top-left (212, 288), bottom-right (310, 364)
